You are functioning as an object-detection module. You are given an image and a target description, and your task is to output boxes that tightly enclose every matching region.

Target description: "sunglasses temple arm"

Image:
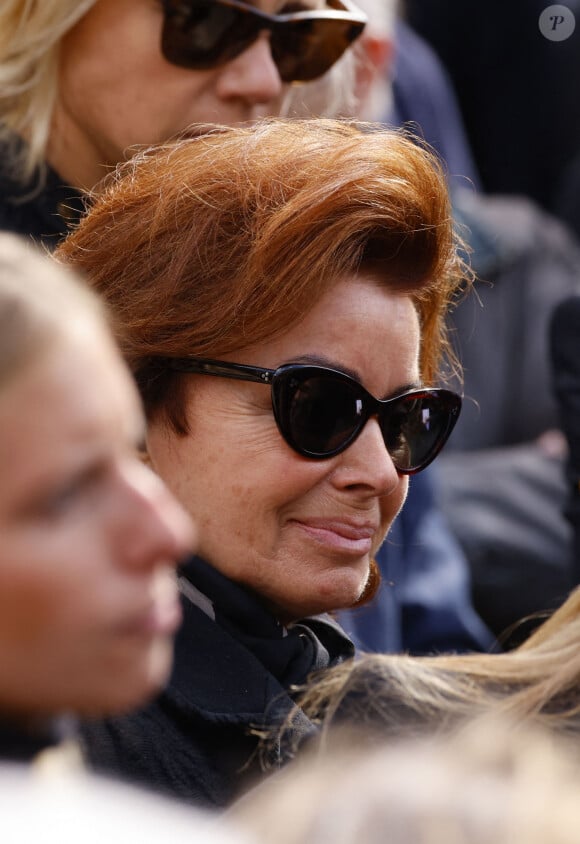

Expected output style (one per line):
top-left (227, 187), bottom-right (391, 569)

top-left (168, 359), bottom-right (275, 384)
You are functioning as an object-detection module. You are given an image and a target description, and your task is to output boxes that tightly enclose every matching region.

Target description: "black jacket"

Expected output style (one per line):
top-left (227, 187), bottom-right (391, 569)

top-left (0, 717), bottom-right (76, 764)
top-left (80, 557), bottom-right (354, 809)
top-left (0, 140), bottom-right (84, 248)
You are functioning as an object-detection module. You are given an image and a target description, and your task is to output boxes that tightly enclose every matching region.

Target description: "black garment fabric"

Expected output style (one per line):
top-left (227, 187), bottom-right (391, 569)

top-left (0, 716), bottom-right (74, 763)
top-left (555, 150), bottom-right (580, 243)
top-left (0, 138), bottom-right (84, 248)
top-left (550, 296), bottom-right (580, 584)
top-left (405, 1), bottom-right (580, 214)
top-left (80, 556), bottom-right (354, 809)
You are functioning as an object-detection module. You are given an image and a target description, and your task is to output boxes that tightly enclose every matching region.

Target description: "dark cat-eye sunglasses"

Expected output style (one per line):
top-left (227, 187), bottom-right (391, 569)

top-left (167, 357), bottom-right (462, 474)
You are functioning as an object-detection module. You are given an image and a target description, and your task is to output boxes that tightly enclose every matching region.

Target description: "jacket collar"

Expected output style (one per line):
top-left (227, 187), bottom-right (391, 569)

top-left (164, 556), bottom-right (353, 729)
top-left (0, 715), bottom-right (75, 763)
top-left (0, 134), bottom-right (85, 244)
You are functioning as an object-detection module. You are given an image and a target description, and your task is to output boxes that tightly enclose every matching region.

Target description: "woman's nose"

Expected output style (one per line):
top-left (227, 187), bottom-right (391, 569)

top-left (115, 460), bottom-right (196, 572)
top-left (331, 417), bottom-right (402, 497)
top-left (215, 33), bottom-right (284, 105)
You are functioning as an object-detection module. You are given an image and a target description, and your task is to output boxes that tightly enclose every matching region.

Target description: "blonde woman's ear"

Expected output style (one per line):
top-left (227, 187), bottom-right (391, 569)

top-left (139, 446), bottom-right (153, 468)
top-left (353, 32), bottom-right (394, 121)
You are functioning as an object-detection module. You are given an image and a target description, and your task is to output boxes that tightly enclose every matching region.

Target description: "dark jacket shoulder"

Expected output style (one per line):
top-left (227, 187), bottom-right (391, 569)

top-left (81, 591), bottom-right (323, 808)
top-left (0, 138), bottom-right (84, 247)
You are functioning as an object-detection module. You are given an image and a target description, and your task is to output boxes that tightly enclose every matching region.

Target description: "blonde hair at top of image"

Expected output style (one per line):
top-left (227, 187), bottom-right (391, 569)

top-left (0, 0), bottom-right (97, 181)
top-left (0, 232), bottom-right (105, 388)
top-left (0, 0), bottom-right (392, 180)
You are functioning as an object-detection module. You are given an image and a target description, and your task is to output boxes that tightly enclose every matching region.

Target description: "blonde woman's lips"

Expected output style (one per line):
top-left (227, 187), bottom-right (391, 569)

top-left (120, 597), bottom-right (182, 637)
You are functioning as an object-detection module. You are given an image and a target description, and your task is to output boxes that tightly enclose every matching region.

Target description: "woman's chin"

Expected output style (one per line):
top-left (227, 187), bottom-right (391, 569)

top-left (277, 569), bottom-right (371, 621)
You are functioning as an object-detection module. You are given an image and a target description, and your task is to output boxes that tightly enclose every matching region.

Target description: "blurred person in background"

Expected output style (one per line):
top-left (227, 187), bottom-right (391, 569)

top-left (404, 0), bottom-right (580, 220)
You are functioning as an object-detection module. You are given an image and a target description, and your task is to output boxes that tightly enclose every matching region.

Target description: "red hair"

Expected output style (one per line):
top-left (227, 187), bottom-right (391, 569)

top-left (56, 119), bottom-right (466, 436)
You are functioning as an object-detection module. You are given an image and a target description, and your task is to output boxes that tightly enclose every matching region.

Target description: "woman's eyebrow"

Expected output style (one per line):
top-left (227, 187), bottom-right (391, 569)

top-left (285, 355), bottom-right (422, 397)
top-left (286, 353), bottom-right (360, 380)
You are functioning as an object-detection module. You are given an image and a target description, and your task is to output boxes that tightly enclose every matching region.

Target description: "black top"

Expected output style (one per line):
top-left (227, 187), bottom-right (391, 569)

top-left (80, 556), bottom-right (354, 808)
top-left (0, 716), bottom-right (74, 763)
top-left (0, 138), bottom-right (84, 248)
top-left (405, 1), bottom-right (580, 213)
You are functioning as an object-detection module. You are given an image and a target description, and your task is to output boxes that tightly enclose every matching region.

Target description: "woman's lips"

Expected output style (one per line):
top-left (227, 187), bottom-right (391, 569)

top-left (292, 518), bottom-right (377, 555)
top-left (118, 597), bottom-right (182, 638)
top-left (142, 597), bottom-right (182, 635)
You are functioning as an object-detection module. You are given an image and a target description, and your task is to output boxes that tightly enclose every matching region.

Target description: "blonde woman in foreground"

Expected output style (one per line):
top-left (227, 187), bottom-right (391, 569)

top-left (0, 232), bottom-right (193, 761)
top-left (0, 231), bottom-right (248, 844)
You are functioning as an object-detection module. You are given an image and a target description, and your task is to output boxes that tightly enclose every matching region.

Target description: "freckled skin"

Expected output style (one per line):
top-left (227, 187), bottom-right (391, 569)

top-left (148, 274), bottom-right (420, 620)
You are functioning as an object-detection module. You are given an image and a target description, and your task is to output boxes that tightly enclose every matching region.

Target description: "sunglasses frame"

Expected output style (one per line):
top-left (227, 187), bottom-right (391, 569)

top-left (160, 0), bottom-right (368, 83)
top-left (167, 357), bottom-right (461, 473)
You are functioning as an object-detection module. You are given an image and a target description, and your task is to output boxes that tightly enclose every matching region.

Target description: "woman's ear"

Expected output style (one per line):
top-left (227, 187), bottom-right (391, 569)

top-left (139, 446), bottom-right (153, 468)
top-left (354, 33), bottom-right (394, 121)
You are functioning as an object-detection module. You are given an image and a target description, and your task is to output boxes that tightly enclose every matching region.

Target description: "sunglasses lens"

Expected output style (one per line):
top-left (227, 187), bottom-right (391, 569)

top-left (274, 371), bottom-right (364, 457)
top-left (271, 19), bottom-right (364, 82)
top-left (274, 368), bottom-right (459, 469)
top-left (162, 1), bottom-right (257, 69)
top-left (162, 1), bottom-right (365, 82)
top-left (381, 393), bottom-right (459, 474)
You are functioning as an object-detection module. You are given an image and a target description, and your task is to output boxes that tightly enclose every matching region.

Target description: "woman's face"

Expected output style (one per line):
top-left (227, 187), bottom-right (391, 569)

top-left (0, 326), bottom-right (194, 719)
top-left (50, 0), bottom-right (295, 189)
top-left (147, 275), bottom-right (420, 620)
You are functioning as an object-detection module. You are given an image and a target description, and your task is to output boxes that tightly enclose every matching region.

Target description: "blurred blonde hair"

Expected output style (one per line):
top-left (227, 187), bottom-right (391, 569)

top-left (234, 717), bottom-right (580, 844)
top-left (274, 587), bottom-right (580, 756)
top-left (0, 231), bottom-right (104, 388)
top-left (0, 0), bottom-right (96, 181)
